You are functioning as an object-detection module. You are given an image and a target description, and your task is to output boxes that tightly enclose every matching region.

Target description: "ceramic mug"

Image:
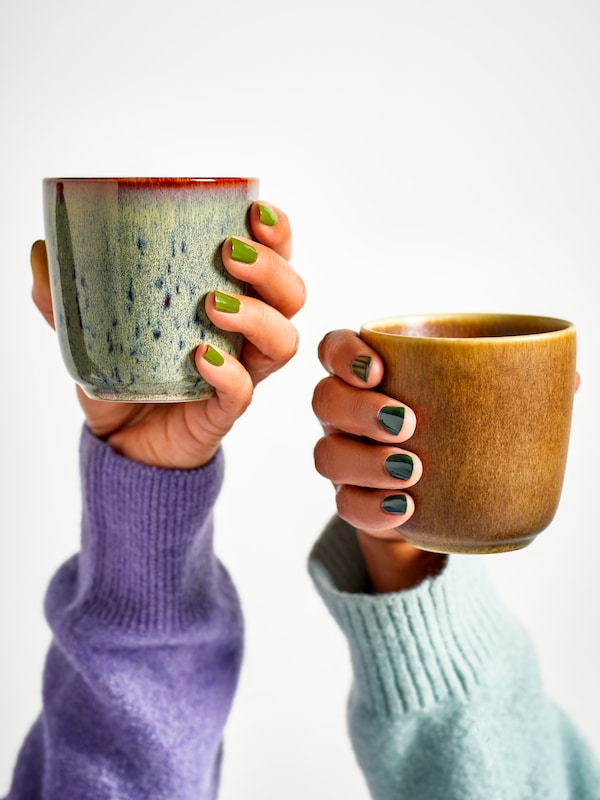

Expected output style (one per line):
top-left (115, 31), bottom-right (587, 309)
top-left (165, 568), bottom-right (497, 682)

top-left (43, 177), bottom-right (259, 402)
top-left (360, 313), bottom-right (577, 554)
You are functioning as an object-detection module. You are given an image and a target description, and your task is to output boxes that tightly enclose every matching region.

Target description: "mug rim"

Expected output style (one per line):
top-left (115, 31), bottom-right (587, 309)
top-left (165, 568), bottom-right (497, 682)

top-left (360, 312), bottom-right (575, 341)
top-left (43, 177), bottom-right (258, 186)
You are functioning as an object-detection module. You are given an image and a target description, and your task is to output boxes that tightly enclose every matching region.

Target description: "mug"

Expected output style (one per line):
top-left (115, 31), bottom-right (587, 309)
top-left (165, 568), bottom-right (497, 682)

top-left (360, 313), bottom-right (577, 554)
top-left (43, 177), bottom-right (259, 401)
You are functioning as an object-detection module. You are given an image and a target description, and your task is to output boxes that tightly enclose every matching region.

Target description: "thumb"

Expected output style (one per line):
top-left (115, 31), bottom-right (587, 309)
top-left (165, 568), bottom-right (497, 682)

top-left (31, 240), bottom-right (55, 330)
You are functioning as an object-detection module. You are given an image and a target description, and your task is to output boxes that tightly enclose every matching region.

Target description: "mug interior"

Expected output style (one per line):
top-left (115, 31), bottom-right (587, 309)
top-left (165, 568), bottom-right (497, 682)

top-left (363, 313), bottom-right (574, 340)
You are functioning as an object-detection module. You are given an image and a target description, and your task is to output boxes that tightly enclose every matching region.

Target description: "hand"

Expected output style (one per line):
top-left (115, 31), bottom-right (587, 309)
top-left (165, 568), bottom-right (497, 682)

top-left (32, 202), bottom-right (305, 470)
top-left (312, 329), bottom-right (445, 593)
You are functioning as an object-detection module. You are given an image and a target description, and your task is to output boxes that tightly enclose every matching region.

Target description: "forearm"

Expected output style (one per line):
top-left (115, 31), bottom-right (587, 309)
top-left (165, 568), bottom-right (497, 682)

top-left (7, 428), bottom-right (243, 800)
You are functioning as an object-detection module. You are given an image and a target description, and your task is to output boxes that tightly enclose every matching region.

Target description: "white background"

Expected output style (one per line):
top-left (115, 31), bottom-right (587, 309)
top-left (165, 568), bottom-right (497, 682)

top-left (1, 0), bottom-right (599, 796)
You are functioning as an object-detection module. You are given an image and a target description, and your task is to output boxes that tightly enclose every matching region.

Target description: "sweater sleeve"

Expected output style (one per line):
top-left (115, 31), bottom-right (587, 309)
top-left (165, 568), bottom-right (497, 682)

top-left (309, 516), bottom-right (600, 800)
top-left (6, 427), bottom-right (243, 800)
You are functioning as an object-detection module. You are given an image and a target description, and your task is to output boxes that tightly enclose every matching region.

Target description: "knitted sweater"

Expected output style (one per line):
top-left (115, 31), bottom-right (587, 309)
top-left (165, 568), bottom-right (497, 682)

top-left (6, 427), bottom-right (243, 799)
top-left (309, 517), bottom-right (600, 799)
top-left (6, 428), bottom-right (600, 798)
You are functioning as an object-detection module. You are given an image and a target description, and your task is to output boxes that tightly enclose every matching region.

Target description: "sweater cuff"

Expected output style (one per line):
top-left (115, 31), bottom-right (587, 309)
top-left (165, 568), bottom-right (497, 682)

top-left (49, 426), bottom-right (226, 637)
top-left (309, 516), bottom-right (512, 716)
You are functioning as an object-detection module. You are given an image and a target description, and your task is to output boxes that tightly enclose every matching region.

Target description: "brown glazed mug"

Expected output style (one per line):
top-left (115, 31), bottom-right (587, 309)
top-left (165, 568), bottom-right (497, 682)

top-left (360, 314), bottom-right (577, 554)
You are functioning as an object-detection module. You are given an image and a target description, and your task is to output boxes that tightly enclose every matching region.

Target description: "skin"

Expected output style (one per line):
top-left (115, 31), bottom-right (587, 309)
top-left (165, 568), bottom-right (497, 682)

top-left (31, 201), bottom-right (305, 470)
top-left (313, 329), bottom-right (581, 594)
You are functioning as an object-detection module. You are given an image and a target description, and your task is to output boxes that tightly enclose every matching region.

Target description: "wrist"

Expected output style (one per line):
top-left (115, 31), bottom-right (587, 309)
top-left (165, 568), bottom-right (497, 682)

top-left (356, 529), bottom-right (446, 593)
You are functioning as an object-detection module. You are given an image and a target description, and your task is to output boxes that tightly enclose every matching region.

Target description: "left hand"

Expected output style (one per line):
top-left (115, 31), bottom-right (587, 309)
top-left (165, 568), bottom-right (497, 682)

top-left (312, 329), bottom-right (444, 592)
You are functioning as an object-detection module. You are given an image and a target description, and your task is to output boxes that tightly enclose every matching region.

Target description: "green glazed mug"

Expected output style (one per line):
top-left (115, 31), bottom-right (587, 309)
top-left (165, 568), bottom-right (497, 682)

top-left (360, 313), bottom-right (577, 554)
top-left (43, 177), bottom-right (259, 402)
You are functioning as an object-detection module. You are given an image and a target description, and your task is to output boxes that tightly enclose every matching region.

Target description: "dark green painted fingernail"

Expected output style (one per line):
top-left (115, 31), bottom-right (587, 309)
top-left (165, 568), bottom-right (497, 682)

top-left (258, 203), bottom-right (278, 226)
top-left (214, 290), bottom-right (240, 313)
top-left (230, 237), bottom-right (258, 264)
top-left (384, 454), bottom-right (413, 481)
top-left (382, 494), bottom-right (408, 515)
top-left (378, 406), bottom-right (405, 435)
top-left (351, 355), bottom-right (372, 382)
top-left (203, 345), bottom-right (224, 366)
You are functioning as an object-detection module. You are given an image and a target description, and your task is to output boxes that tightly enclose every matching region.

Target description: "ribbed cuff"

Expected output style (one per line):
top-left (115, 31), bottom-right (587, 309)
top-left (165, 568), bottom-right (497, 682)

top-left (309, 517), bottom-right (511, 717)
top-left (47, 426), bottom-right (226, 637)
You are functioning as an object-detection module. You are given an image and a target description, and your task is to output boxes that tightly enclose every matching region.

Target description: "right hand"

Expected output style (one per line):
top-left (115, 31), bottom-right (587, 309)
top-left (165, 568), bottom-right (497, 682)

top-left (32, 201), bottom-right (305, 470)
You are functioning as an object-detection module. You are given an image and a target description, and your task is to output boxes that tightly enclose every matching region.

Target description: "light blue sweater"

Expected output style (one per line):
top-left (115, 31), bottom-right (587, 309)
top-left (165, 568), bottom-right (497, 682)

top-left (309, 516), bottom-right (600, 800)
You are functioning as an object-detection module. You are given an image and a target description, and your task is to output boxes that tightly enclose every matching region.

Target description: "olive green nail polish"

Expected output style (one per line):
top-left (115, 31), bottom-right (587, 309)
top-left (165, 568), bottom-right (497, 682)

top-left (203, 345), bottom-right (224, 366)
top-left (258, 203), bottom-right (278, 226)
top-left (384, 454), bottom-right (414, 481)
top-left (378, 406), bottom-right (405, 436)
top-left (351, 355), bottom-right (371, 382)
top-left (230, 237), bottom-right (258, 264)
top-left (382, 494), bottom-right (408, 515)
top-left (214, 290), bottom-right (240, 313)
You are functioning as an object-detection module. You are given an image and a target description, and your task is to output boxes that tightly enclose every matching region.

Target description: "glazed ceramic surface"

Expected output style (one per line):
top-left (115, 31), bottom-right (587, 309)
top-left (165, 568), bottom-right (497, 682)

top-left (43, 178), bottom-right (258, 401)
top-left (360, 314), bottom-right (577, 554)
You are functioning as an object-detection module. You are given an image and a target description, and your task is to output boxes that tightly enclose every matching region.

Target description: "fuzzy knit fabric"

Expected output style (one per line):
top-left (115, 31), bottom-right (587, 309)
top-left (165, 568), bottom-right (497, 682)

top-left (6, 427), bottom-right (243, 800)
top-left (309, 516), bottom-right (600, 800)
top-left (6, 430), bottom-right (600, 799)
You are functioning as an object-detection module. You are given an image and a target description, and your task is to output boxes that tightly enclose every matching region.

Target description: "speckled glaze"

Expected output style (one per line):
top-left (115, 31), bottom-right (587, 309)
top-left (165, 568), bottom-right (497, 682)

top-left (361, 314), bottom-right (577, 554)
top-left (43, 178), bottom-right (258, 401)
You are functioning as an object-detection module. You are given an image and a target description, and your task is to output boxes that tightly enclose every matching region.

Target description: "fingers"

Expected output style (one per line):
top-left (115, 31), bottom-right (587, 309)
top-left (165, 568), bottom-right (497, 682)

top-left (205, 291), bottom-right (299, 381)
top-left (221, 233), bottom-right (305, 321)
top-left (30, 240), bottom-right (55, 329)
top-left (335, 485), bottom-right (416, 535)
top-left (312, 376), bottom-right (416, 442)
top-left (248, 201), bottom-right (292, 261)
top-left (209, 200), bottom-right (302, 387)
top-left (313, 327), bottom-right (421, 540)
top-left (318, 329), bottom-right (385, 388)
top-left (314, 435), bottom-right (422, 489)
top-left (194, 343), bottom-right (254, 429)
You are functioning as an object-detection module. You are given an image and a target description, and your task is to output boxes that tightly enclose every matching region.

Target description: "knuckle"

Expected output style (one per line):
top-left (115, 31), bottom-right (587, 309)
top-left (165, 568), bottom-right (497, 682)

top-left (335, 485), bottom-right (354, 523)
top-left (292, 276), bottom-right (307, 315)
top-left (317, 331), bottom-right (336, 367)
top-left (311, 377), bottom-right (332, 416)
top-left (313, 437), bottom-right (334, 478)
top-left (233, 373), bottom-right (254, 415)
top-left (281, 324), bottom-right (299, 364)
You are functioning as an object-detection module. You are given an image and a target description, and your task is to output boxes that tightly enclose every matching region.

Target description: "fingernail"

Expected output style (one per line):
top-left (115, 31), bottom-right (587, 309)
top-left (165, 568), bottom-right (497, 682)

top-left (382, 494), bottom-right (408, 515)
top-left (214, 290), bottom-right (240, 313)
top-left (384, 454), bottom-right (413, 481)
top-left (203, 345), bottom-right (225, 366)
top-left (258, 203), bottom-right (278, 226)
top-left (230, 237), bottom-right (258, 264)
top-left (351, 355), bottom-right (371, 382)
top-left (378, 406), bottom-right (405, 436)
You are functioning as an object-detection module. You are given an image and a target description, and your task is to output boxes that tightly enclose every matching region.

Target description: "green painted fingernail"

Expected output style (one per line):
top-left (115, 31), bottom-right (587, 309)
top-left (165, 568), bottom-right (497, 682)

top-left (382, 494), bottom-right (408, 515)
top-left (214, 290), bottom-right (240, 313)
top-left (230, 237), bottom-right (258, 264)
top-left (203, 345), bottom-right (224, 366)
top-left (378, 406), bottom-right (405, 436)
top-left (384, 454), bottom-right (414, 481)
top-left (351, 355), bottom-right (371, 382)
top-left (258, 203), bottom-right (278, 226)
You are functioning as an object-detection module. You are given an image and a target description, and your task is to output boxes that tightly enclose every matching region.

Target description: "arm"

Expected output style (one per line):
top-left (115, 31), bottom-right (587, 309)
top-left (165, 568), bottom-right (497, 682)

top-left (7, 204), bottom-right (304, 799)
top-left (311, 330), bottom-right (600, 800)
top-left (9, 430), bottom-right (238, 799)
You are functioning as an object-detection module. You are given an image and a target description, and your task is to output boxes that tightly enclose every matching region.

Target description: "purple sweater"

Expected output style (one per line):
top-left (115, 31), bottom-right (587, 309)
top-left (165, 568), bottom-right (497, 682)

top-left (6, 427), bottom-right (243, 799)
